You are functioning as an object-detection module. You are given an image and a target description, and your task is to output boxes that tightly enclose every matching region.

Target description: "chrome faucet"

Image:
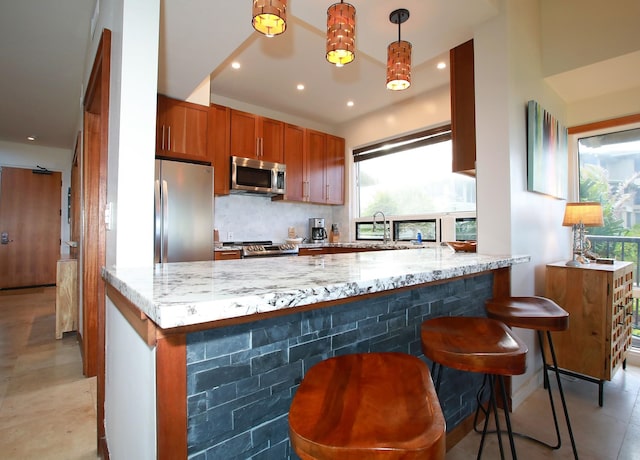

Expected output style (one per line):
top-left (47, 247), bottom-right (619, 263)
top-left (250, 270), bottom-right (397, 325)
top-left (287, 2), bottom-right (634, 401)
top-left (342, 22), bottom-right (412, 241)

top-left (372, 211), bottom-right (390, 243)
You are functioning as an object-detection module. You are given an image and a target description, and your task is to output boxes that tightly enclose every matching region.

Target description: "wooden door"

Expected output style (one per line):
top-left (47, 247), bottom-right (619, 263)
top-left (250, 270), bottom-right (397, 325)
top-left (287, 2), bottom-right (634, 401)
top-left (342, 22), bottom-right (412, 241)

top-left (230, 109), bottom-right (259, 158)
top-left (282, 123), bottom-right (305, 201)
top-left (306, 129), bottom-right (326, 203)
top-left (0, 166), bottom-right (61, 288)
top-left (260, 117), bottom-right (284, 163)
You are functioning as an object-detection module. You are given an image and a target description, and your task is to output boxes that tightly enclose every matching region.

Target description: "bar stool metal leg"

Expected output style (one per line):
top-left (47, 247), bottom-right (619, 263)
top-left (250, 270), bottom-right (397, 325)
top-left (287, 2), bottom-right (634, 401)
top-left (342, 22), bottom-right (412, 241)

top-left (544, 330), bottom-right (579, 459)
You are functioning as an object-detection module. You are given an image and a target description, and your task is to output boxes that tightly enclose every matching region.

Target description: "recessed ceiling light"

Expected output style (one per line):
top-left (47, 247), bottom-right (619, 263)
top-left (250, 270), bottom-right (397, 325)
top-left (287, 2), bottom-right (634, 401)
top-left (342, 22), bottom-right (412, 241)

top-left (231, 62), bottom-right (241, 70)
top-left (27, 135), bottom-right (37, 141)
top-left (437, 62), bottom-right (446, 70)
top-left (347, 101), bottom-right (354, 107)
top-left (296, 84), bottom-right (305, 91)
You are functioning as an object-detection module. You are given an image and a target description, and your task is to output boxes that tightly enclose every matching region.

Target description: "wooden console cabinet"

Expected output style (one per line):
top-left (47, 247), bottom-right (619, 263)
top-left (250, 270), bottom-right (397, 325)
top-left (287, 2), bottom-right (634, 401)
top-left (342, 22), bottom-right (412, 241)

top-left (545, 261), bottom-right (634, 405)
top-left (56, 257), bottom-right (78, 339)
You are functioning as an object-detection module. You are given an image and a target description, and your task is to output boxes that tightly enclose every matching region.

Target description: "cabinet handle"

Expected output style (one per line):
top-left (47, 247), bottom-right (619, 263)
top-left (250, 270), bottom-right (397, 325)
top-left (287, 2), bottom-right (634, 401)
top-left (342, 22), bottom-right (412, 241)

top-left (161, 125), bottom-right (166, 150)
top-left (220, 252), bottom-right (238, 256)
top-left (260, 137), bottom-right (264, 156)
top-left (167, 126), bottom-right (171, 151)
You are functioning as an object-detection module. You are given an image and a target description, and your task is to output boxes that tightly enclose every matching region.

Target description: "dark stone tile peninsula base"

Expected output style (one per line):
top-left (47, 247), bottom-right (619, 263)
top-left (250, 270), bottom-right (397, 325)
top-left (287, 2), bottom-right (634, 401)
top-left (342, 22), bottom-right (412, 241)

top-left (186, 273), bottom-right (493, 459)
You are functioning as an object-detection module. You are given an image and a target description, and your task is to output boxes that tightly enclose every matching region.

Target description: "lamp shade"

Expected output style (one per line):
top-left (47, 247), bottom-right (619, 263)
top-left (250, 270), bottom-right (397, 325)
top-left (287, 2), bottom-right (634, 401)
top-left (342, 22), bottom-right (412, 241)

top-left (386, 9), bottom-right (411, 91)
top-left (386, 40), bottom-right (412, 90)
top-left (252, 0), bottom-right (287, 37)
top-left (562, 202), bottom-right (604, 227)
top-left (326, 1), bottom-right (356, 66)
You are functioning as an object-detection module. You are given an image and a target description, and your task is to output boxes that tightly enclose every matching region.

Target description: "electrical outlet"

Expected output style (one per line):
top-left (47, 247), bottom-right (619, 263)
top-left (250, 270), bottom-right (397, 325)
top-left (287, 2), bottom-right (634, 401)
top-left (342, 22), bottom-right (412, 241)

top-left (227, 231), bottom-right (233, 241)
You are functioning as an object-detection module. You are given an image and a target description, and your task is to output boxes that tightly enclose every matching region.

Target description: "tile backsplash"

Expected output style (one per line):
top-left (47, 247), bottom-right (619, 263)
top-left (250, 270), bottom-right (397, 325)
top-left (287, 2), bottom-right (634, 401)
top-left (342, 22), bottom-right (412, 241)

top-left (214, 194), bottom-right (343, 243)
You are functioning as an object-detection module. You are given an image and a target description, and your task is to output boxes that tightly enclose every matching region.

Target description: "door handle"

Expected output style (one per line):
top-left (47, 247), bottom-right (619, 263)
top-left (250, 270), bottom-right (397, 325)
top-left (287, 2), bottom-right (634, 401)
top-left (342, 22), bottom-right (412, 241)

top-left (1, 232), bottom-right (11, 244)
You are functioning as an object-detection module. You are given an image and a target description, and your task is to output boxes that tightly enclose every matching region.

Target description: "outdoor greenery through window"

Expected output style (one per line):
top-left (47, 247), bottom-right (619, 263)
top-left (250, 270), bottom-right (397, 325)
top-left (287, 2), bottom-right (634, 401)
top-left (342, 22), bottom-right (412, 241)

top-left (578, 126), bottom-right (640, 343)
top-left (354, 125), bottom-right (476, 219)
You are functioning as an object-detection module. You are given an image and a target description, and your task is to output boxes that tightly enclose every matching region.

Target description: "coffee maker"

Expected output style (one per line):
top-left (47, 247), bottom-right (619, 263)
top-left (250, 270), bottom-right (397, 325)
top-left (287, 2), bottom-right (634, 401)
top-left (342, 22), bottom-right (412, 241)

top-left (309, 218), bottom-right (327, 243)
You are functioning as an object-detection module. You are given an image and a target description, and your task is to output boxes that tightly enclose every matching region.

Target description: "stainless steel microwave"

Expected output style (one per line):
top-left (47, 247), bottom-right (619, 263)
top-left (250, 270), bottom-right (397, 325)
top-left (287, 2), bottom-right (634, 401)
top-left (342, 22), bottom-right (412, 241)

top-left (230, 156), bottom-right (286, 196)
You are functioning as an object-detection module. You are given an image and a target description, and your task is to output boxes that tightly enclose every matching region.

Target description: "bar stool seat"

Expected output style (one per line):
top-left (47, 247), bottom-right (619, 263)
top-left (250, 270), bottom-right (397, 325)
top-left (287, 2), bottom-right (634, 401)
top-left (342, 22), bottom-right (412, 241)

top-left (288, 352), bottom-right (446, 460)
top-left (485, 296), bottom-right (568, 331)
top-left (421, 316), bottom-right (528, 460)
top-left (485, 296), bottom-right (579, 459)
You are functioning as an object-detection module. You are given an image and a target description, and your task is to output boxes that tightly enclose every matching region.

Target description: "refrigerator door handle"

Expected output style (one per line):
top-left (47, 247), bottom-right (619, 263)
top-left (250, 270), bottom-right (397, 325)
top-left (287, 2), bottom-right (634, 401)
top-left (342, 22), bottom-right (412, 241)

top-left (162, 179), bottom-right (169, 263)
top-left (154, 179), bottom-right (162, 263)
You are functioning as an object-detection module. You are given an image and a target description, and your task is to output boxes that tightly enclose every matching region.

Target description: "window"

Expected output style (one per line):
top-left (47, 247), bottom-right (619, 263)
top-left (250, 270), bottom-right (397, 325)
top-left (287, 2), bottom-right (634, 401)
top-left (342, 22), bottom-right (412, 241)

top-left (577, 124), bottom-right (640, 345)
top-left (578, 127), bottom-right (640, 235)
top-left (354, 125), bottom-right (476, 217)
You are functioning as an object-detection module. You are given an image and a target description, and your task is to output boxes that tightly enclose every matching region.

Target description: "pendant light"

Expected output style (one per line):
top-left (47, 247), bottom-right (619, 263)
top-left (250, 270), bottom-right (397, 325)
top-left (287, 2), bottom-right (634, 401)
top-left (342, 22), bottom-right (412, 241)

top-left (386, 9), bottom-right (411, 91)
top-left (252, 0), bottom-right (287, 37)
top-left (326, 1), bottom-right (356, 67)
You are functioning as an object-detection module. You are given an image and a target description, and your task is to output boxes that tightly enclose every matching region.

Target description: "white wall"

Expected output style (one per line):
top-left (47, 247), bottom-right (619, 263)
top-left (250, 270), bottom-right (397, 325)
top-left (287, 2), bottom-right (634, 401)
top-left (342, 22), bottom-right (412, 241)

top-left (475, 0), bottom-right (573, 405)
top-left (87, 0), bottom-right (160, 456)
top-left (567, 86), bottom-right (640, 127)
top-left (106, 299), bottom-right (157, 459)
top-left (0, 140), bottom-right (73, 255)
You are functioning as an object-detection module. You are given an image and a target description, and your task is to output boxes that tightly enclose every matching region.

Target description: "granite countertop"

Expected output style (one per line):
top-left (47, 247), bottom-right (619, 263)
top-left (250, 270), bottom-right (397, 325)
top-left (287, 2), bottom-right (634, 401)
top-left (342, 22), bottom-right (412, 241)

top-left (103, 247), bottom-right (530, 330)
top-left (214, 241), bottom-right (432, 251)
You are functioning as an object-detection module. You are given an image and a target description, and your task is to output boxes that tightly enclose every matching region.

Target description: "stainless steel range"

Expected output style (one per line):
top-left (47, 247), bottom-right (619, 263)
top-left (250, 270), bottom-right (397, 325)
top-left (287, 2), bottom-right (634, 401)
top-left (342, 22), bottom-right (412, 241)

top-left (229, 240), bottom-right (300, 258)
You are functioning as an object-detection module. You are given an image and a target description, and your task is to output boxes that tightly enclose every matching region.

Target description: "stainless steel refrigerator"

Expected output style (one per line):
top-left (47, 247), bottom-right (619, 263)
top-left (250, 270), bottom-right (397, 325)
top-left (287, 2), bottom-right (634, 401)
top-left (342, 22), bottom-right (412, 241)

top-left (154, 159), bottom-right (214, 263)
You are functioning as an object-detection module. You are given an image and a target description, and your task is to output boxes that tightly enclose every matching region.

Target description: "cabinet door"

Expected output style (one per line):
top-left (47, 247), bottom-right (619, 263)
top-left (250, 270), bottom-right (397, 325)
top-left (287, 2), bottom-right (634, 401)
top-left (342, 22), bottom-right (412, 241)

top-left (261, 117), bottom-right (284, 163)
top-left (208, 104), bottom-right (231, 195)
top-left (325, 135), bottom-right (345, 205)
top-left (450, 39), bottom-right (476, 174)
top-left (282, 124), bottom-right (306, 202)
top-left (214, 250), bottom-right (241, 260)
top-left (156, 95), bottom-right (209, 161)
top-left (299, 247), bottom-right (331, 256)
top-left (306, 130), bottom-right (326, 204)
top-left (230, 109), bottom-right (259, 158)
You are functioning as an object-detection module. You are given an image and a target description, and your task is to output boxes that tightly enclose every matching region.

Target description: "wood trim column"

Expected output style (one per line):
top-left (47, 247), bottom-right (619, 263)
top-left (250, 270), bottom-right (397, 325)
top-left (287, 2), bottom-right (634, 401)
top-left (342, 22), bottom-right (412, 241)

top-left (156, 332), bottom-right (187, 459)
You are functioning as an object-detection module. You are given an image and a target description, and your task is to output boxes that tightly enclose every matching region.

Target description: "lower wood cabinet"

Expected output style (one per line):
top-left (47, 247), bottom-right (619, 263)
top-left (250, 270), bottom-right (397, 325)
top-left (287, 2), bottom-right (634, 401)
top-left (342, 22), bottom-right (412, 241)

top-left (214, 250), bottom-right (241, 260)
top-left (299, 246), bottom-right (383, 256)
top-left (56, 258), bottom-right (78, 339)
top-left (544, 261), bottom-right (634, 383)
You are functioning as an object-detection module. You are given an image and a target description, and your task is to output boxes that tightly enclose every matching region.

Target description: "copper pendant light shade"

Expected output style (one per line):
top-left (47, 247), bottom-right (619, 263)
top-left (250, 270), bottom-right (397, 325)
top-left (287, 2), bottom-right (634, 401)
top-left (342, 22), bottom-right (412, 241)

top-left (326, 1), bottom-right (356, 66)
top-left (252, 0), bottom-right (287, 37)
top-left (386, 9), bottom-right (411, 91)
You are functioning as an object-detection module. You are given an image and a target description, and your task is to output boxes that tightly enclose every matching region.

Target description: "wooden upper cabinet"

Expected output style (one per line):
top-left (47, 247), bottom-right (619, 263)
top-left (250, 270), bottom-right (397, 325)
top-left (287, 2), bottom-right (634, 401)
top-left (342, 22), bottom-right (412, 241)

top-left (261, 117), bottom-right (285, 163)
top-left (156, 95), bottom-right (209, 162)
top-left (306, 129), bottom-right (327, 203)
top-left (208, 104), bottom-right (231, 195)
top-left (304, 129), bottom-right (345, 205)
top-left (281, 123), bottom-right (306, 202)
top-left (450, 39), bottom-right (476, 175)
top-left (230, 109), bottom-right (284, 164)
top-left (325, 134), bottom-right (345, 205)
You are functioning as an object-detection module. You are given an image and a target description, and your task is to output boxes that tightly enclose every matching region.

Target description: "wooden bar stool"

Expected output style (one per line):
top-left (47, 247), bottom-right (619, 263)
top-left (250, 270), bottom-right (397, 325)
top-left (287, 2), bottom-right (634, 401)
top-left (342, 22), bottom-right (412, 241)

top-left (485, 296), bottom-right (579, 459)
top-left (421, 316), bottom-right (527, 460)
top-left (288, 352), bottom-right (446, 460)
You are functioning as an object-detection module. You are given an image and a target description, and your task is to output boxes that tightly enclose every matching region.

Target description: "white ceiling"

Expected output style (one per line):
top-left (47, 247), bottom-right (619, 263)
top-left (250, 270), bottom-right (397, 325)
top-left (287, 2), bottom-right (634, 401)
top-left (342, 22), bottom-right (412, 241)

top-left (1, 0), bottom-right (639, 151)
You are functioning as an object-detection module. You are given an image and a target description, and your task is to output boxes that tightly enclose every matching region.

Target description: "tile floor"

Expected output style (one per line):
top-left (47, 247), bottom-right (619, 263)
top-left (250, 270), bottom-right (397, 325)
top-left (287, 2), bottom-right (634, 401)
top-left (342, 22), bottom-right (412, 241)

top-left (2, 286), bottom-right (640, 459)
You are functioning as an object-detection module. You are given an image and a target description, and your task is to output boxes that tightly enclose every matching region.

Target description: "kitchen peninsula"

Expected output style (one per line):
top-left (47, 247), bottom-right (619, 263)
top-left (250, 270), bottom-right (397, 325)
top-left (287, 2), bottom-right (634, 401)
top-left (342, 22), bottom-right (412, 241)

top-left (103, 247), bottom-right (529, 459)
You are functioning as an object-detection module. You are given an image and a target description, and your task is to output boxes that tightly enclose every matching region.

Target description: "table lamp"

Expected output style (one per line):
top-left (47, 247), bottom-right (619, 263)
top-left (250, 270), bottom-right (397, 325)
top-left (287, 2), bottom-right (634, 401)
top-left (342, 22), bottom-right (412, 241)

top-left (562, 202), bottom-right (604, 266)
